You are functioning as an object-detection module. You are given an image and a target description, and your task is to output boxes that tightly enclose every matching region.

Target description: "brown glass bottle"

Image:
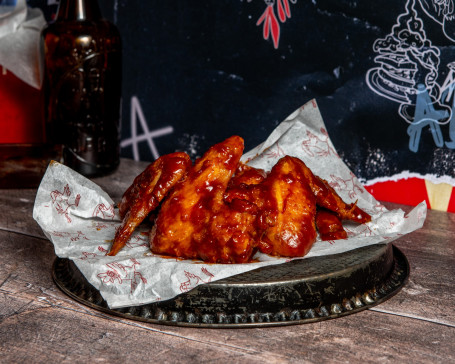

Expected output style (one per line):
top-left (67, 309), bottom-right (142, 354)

top-left (42, 0), bottom-right (122, 177)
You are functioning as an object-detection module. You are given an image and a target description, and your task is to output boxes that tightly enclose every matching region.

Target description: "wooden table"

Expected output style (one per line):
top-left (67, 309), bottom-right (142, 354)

top-left (1, 158), bottom-right (454, 363)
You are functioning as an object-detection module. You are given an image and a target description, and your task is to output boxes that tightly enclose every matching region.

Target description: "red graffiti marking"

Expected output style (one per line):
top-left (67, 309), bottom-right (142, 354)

top-left (256, 0), bottom-right (295, 49)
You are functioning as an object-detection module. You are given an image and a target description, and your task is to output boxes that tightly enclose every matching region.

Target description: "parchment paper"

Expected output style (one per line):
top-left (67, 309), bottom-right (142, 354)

top-left (33, 100), bottom-right (427, 308)
top-left (0, 0), bottom-right (46, 89)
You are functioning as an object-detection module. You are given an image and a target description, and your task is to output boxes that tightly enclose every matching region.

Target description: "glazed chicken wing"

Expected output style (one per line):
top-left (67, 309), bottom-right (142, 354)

top-left (198, 200), bottom-right (260, 263)
top-left (107, 152), bottom-right (191, 256)
top-left (290, 157), bottom-right (371, 224)
top-left (315, 208), bottom-right (348, 241)
top-left (228, 163), bottom-right (267, 186)
top-left (223, 163), bottom-right (267, 211)
top-left (151, 136), bottom-right (255, 262)
top-left (257, 156), bottom-right (318, 257)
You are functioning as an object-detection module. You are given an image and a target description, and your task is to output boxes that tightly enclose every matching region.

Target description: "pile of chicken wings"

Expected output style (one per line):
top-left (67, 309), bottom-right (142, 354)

top-left (107, 136), bottom-right (371, 263)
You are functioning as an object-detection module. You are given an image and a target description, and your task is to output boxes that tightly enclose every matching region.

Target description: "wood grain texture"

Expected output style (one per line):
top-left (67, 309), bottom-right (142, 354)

top-left (373, 205), bottom-right (455, 327)
top-left (1, 159), bottom-right (454, 363)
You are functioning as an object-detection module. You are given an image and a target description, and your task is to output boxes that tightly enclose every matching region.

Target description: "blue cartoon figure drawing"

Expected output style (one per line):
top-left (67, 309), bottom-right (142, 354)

top-left (366, 0), bottom-right (455, 152)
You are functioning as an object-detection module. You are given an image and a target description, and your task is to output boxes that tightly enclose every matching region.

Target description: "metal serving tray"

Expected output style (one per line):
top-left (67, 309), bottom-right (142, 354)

top-left (52, 243), bottom-right (409, 328)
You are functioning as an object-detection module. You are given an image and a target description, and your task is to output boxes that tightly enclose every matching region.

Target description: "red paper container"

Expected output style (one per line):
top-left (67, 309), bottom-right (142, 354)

top-left (0, 67), bottom-right (45, 144)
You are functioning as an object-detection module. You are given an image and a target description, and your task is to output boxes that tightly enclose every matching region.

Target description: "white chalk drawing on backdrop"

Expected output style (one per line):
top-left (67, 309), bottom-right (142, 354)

top-left (419, 0), bottom-right (455, 42)
top-left (366, 0), bottom-right (455, 152)
top-left (120, 96), bottom-right (174, 161)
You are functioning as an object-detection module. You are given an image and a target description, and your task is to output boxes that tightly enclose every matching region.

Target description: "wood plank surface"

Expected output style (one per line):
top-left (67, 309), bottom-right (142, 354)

top-left (1, 159), bottom-right (454, 363)
top-left (372, 208), bottom-right (455, 327)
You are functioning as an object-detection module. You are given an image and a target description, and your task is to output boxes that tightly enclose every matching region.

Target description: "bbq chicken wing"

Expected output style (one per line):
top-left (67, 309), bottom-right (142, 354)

top-left (198, 199), bottom-right (260, 263)
top-left (256, 156), bottom-right (318, 257)
top-left (315, 208), bottom-right (348, 241)
top-left (223, 163), bottom-right (267, 211)
top-left (290, 157), bottom-right (371, 224)
top-left (151, 136), bottom-right (257, 263)
top-left (228, 163), bottom-right (267, 186)
top-left (107, 152), bottom-right (191, 256)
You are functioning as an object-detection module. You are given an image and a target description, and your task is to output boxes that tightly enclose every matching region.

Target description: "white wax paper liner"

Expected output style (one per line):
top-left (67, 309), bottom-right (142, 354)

top-left (33, 99), bottom-right (427, 308)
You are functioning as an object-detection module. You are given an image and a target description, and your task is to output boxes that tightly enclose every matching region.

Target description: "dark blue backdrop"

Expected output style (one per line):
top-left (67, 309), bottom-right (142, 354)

top-left (28, 0), bottom-right (455, 182)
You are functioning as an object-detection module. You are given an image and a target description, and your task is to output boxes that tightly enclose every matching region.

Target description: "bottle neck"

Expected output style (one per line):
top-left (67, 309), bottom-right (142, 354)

top-left (56, 0), bottom-right (102, 21)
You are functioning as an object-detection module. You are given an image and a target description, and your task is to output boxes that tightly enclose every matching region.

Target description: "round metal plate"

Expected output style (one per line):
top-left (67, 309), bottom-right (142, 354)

top-left (52, 244), bottom-right (409, 328)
